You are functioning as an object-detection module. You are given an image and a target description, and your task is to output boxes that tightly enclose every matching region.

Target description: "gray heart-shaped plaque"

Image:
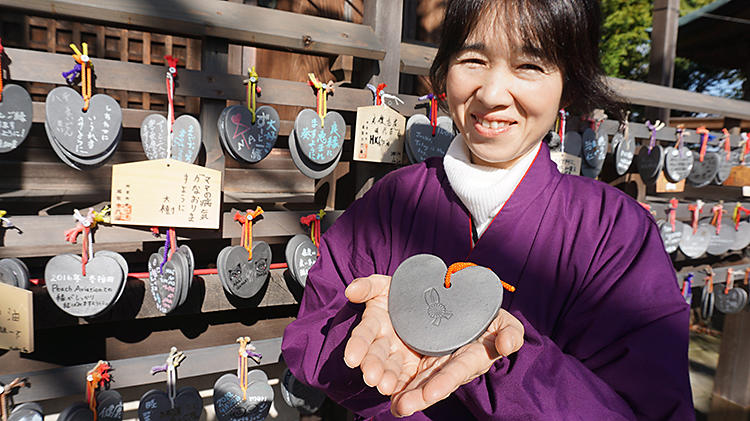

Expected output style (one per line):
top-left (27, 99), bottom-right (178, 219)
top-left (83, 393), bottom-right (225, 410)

top-left (147, 253), bottom-right (184, 314)
top-left (288, 128), bottom-right (342, 179)
top-left (45, 253), bottom-right (123, 318)
top-left (405, 114), bottom-right (455, 163)
top-left (658, 220), bottom-right (684, 254)
top-left (715, 286), bottom-right (748, 314)
top-left (140, 114), bottom-right (201, 163)
top-left (687, 152), bottom-right (720, 188)
top-left (637, 145), bottom-right (663, 182)
top-left (96, 389), bottom-right (123, 421)
top-left (582, 128), bottom-right (607, 168)
top-left (0, 84), bottom-right (33, 153)
top-left (291, 237), bottom-right (317, 287)
top-left (220, 105), bottom-right (280, 164)
top-left (663, 146), bottom-right (694, 183)
top-left (217, 242), bottom-right (272, 299)
top-left (562, 131), bottom-right (582, 156)
top-left (137, 387), bottom-right (202, 421)
top-left (731, 221), bottom-right (750, 251)
top-left (58, 402), bottom-right (93, 421)
top-left (0, 258), bottom-right (30, 290)
top-left (213, 371), bottom-right (273, 421)
top-left (679, 223), bottom-right (711, 259)
top-left (715, 154), bottom-right (734, 185)
top-left (281, 368), bottom-right (325, 415)
top-left (45, 86), bottom-right (122, 157)
top-left (388, 254), bottom-right (503, 356)
top-left (706, 220), bottom-right (736, 256)
top-left (612, 132), bottom-right (635, 176)
top-left (294, 109), bottom-right (345, 165)
top-left (8, 402), bottom-right (43, 421)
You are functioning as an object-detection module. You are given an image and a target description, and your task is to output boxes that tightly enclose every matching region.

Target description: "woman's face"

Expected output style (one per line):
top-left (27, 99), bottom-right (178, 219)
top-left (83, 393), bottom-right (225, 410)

top-left (446, 24), bottom-right (564, 169)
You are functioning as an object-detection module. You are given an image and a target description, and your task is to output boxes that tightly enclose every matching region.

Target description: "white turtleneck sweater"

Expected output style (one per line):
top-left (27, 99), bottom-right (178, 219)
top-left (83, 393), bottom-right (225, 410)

top-left (443, 134), bottom-right (541, 239)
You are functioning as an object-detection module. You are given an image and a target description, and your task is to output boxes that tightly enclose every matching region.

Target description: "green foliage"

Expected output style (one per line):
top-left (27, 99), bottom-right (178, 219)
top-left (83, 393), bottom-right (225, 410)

top-left (600, 0), bottom-right (744, 101)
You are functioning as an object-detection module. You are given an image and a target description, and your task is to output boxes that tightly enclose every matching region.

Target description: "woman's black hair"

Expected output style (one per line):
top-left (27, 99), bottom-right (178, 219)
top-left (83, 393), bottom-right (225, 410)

top-left (429, 0), bottom-right (625, 122)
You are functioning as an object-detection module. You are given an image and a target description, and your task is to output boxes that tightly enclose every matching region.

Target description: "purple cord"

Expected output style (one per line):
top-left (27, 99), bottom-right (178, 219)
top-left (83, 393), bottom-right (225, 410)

top-left (159, 229), bottom-right (170, 274)
top-left (418, 93), bottom-right (434, 101)
top-left (62, 64), bottom-right (82, 83)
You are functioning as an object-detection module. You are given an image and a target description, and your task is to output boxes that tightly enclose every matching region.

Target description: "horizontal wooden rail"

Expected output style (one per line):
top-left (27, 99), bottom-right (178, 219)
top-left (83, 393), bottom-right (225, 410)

top-left (4, 47), bottom-right (422, 114)
top-left (398, 42), bottom-right (750, 121)
top-left (0, 337), bottom-right (284, 403)
top-left (0, 211), bottom-right (342, 258)
top-left (0, 0), bottom-right (385, 59)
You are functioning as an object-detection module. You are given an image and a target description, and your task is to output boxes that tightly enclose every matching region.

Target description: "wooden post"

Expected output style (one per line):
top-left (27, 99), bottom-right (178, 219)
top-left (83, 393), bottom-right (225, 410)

top-left (645, 0), bottom-right (679, 124)
top-left (354, 0), bottom-right (404, 199)
top-left (200, 37), bottom-right (227, 184)
top-left (709, 309), bottom-right (750, 420)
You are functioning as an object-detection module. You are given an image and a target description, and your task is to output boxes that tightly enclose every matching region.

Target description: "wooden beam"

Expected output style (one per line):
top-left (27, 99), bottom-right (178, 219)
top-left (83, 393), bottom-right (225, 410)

top-left (0, 337), bottom-right (284, 403)
top-left (4, 47), bottom-right (423, 113)
top-left (0, 210), bottom-right (342, 258)
top-left (199, 37), bottom-right (228, 177)
top-left (645, 0), bottom-right (680, 123)
top-left (0, 0), bottom-right (385, 60)
top-left (397, 42), bottom-right (750, 120)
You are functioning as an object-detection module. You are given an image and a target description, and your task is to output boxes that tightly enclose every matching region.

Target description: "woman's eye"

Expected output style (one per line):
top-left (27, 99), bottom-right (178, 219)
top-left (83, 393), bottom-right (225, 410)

top-left (458, 57), bottom-right (485, 65)
top-left (520, 63), bottom-right (545, 72)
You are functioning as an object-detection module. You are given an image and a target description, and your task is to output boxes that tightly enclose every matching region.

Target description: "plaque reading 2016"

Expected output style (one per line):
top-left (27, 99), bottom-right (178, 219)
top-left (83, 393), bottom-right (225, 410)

top-left (111, 159), bottom-right (222, 229)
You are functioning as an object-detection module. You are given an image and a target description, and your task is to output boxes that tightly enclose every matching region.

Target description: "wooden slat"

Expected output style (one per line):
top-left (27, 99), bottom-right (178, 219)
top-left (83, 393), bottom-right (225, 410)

top-left (0, 337), bottom-right (284, 403)
top-left (0, 0), bottom-right (385, 60)
top-left (0, 210), bottom-right (341, 258)
top-left (398, 42), bottom-right (750, 120)
top-left (4, 47), bottom-right (424, 113)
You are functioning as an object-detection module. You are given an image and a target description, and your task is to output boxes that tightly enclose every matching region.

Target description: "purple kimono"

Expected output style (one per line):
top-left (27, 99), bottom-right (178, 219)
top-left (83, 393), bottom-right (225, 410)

top-left (282, 143), bottom-right (693, 420)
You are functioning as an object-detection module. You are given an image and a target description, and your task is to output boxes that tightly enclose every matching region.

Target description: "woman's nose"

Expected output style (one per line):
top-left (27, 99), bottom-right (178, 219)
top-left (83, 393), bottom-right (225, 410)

top-left (474, 68), bottom-right (514, 109)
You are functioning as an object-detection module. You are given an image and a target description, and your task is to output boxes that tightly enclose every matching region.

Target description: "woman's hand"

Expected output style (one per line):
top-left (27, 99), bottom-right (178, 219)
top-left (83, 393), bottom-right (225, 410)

top-left (344, 274), bottom-right (525, 418)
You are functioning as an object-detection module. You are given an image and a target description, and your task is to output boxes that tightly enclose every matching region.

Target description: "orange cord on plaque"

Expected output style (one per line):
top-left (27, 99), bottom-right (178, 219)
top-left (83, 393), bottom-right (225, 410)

top-left (69, 43), bottom-right (92, 111)
top-left (0, 38), bottom-right (4, 102)
top-left (444, 262), bottom-right (515, 292)
top-left (234, 207), bottom-right (264, 260)
top-left (710, 202), bottom-right (726, 235)
top-left (300, 210), bottom-right (325, 255)
top-left (0, 378), bottom-right (29, 421)
top-left (85, 361), bottom-right (113, 421)
top-left (308, 74), bottom-right (334, 128)
top-left (696, 126), bottom-right (710, 162)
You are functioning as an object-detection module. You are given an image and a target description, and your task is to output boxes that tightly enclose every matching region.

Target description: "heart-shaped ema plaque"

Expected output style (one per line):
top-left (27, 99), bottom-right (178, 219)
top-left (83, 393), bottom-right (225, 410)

top-left (45, 86), bottom-right (122, 158)
top-left (219, 105), bottom-right (280, 164)
top-left (636, 145), bottom-right (664, 182)
top-left (138, 387), bottom-right (202, 421)
top-left (288, 128), bottom-right (342, 179)
top-left (658, 220), bottom-right (684, 254)
top-left (663, 146), bottom-right (694, 183)
top-left (562, 131), bottom-right (583, 157)
top-left (679, 223), bottom-right (712, 259)
top-left (0, 257), bottom-right (30, 290)
top-left (217, 242), bottom-right (272, 299)
top-left (612, 132), bottom-right (635, 176)
top-left (58, 402), bottom-right (93, 421)
top-left (147, 251), bottom-right (190, 314)
top-left (213, 371), bottom-right (273, 421)
top-left (405, 114), bottom-right (455, 163)
top-left (280, 368), bottom-right (325, 415)
top-left (705, 220), bottom-right (736, 256)
top-left (715, 154), bottom-right (734, 185)
top-left (140, 114), bottom-right (202, 163)
top-left (8, 402), bottom-right (43, 421)
top-left (687, 152), bottom-right (720, 188)
top-left (0, 84), bottom-right (33, 153)
top-left (730, 221), bottom-right (750, 251)
top-left (96, 389), bottom-right (124, 421)
top-left (388, 254), bottom-right (503, 356)
top-left (45, 253), bottom-right (124, 318)
top-left (715, 285), bottom-right (748, 314)
top-left (294, 108), bottom-right (345, 165)
top-left (285, 234), bottom-right (317, 288)
top-left (582, 128), bottom-right (607, 168)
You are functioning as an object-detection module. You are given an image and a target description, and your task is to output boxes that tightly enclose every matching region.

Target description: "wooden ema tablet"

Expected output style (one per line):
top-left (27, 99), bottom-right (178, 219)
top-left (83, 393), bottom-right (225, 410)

top-left (140, 114), bottom-right (202, 163)
top-left (213, 371), bottom-right (273, 421)
top-left (353, 105), bottom-right (405, 164)
top-left (219, 105), bottom-right (279, 164)
top-left (0, 282), bottom-right (33, 352)
top-left (405, 114), bottom-right (454, 163)
top-left (294, 108), bottom-right (345, 165)
top-left (138, 387), bottom-right (202, 421)
top-left (111, 159), bottom-right (221, 229)
top-left (0, 84), bottom-right (33, 153)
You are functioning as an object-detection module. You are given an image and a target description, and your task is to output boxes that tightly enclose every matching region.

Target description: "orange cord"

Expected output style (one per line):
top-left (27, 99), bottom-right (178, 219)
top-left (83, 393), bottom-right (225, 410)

top-left (444, 262), bottom-right (515, 292)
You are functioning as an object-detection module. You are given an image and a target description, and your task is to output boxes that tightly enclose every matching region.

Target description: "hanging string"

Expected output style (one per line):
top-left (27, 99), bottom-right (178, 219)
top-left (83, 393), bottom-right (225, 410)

top-left (711, 202), bottom-right (725, 235)
top-left (645, 120), bottom-right (664, 154)
top-left (745, 267), bottom-right (750, 286)
top-left (69, 43), bottom-right (93, 111)
top-left (688, 200), bottom-right (704, 234)
top-left (85, 361), bottom-right (112, 421)
top-left (246, 67), bottom-right (261, 124)
top-left (722, 128), bottom-right (732, 162)
top-left (681, 273), bottom-right (693, 302)
top-left (300, 210), bottom-right (326, 254)
top-left (159, 228), bottom-right (177, 274)
top-left (307, 74), bottom-right (334, 128)
top-left (234, 207), bottom-right (264, 260)
top-left (668, 198), bottom-right (679, 233)
top-left (743, 132), bottom-right (750, 162)
top-left (675, 125), bottom-right (689, 157)
top-left (64, 209), bottom-right (98, 276)
top-left (705, 268), bottom-right (714, 294)
top-left (734, 202), bottom-right (750, 230)
top-left (0, 378), bottom-right (29, 421)
top-left (559, 109), bottom-right (566, 152)
top-left (724, 268), bottom-right (735, 295)
top-left (164, 55), bottom-right (179, 160)
top-left (149, 347), bottom-right (185, 409)
top-left (697, 126), bottom-right (710, 162)
top-left (0, 38), bottom-right (4, 102)
top-left (443, 262), bottom-right (515, 292)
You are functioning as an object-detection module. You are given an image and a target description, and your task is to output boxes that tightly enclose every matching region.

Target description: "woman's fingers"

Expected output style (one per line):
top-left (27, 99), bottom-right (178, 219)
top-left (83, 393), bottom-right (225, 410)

top-left (345, 274), bottom-right (392, 303)
top-left (494, 310), bottom-right (525, 357)
top-left (360, 336), bottom-right (391, 387)
top-left (344, 311), bottom-right (383, 368)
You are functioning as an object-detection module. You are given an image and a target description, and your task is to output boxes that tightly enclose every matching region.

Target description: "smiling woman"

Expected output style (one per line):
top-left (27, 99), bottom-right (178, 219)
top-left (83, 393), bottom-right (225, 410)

top-left (281, 0), bottom-right (694, 420)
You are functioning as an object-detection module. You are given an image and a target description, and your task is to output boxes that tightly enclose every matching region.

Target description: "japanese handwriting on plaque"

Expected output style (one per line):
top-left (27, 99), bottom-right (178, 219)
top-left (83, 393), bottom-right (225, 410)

top-left (353, 105), bottom-right (406, 164)
top-left (110, 159), bottom-right (221, 229)
top-left (0, 283), bottom-right (34, 352)
top-left (549, 152), bottom-right (582, 176)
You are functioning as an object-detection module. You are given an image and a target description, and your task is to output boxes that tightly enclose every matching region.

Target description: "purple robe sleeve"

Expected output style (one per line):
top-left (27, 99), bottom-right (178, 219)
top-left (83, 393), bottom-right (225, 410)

top-left (453, 200), bottom-right (693, 420)
top-left (281, 179), bottom-right (395, 418)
